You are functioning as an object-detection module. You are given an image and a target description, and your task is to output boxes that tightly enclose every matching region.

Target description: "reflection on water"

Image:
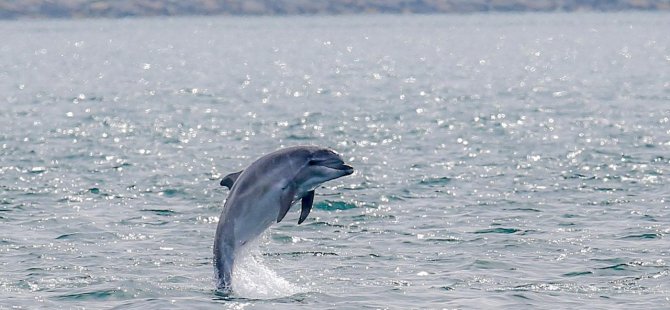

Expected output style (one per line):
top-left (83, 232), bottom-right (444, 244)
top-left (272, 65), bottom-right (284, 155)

top-left (1, 13), bottom-right (669, 308)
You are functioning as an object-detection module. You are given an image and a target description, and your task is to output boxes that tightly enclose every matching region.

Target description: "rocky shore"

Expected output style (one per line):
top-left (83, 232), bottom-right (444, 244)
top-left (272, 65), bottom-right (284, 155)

top-left (1, 0), bottom-right (669, 19)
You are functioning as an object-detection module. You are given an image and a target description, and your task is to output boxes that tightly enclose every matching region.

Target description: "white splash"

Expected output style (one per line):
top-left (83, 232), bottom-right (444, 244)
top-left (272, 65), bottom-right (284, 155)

top-left (231, 245), bottom-right (307, 299)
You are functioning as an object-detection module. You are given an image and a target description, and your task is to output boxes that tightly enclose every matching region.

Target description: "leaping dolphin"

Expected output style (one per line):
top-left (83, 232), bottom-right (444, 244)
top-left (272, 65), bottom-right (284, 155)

top-left (213, 146), bottom-right (354, 292)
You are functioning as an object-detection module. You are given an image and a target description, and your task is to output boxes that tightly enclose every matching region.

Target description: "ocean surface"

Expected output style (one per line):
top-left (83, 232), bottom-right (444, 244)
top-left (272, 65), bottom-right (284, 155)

top-left (1, 13), bottom-right (669, 309)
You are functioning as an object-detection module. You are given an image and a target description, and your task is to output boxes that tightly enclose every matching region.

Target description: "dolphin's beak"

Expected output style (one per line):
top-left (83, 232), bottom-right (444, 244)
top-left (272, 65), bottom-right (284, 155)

top-left (316, 158), bottom-right (354, 175)
top-left (338, 163), bottom-right (354, 175)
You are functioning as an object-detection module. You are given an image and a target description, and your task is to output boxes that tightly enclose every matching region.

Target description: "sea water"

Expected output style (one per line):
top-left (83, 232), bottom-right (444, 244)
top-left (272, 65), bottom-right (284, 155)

top-left (1, 13), bottom-right (669, 309)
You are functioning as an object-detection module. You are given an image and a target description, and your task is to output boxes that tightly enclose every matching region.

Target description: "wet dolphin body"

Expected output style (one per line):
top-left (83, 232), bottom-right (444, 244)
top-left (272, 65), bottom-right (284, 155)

top-left (213, 146), bottom-right (354, 292)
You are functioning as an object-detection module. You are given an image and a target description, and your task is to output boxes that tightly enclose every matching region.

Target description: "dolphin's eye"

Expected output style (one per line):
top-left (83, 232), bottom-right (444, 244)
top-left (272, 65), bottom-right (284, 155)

top-left (308, 159), bottom-right (318, 165)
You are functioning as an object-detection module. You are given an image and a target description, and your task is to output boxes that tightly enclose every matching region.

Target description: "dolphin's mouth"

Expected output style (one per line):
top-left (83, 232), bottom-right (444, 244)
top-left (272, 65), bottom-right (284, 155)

top-left (337, 163), bottom-right (354, 175)
top-left (314, 158), bottom-right (354, 175)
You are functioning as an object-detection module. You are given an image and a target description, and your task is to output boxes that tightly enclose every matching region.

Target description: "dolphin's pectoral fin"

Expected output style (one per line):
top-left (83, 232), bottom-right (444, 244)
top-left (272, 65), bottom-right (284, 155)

top-left (220, 170), bottom-right (243, 189)
top-left (277, 184), bottom-right (297, 223)
top-left (298, 190), bottom-right (315, 224)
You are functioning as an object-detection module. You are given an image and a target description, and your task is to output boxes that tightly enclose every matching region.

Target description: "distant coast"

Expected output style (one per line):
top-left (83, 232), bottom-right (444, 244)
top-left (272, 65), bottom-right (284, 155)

top-left (1, 0), bottom-right (669, 19)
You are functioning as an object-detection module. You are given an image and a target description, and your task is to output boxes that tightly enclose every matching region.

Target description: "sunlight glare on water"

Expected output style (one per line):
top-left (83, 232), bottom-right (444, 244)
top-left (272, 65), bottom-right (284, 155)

top-left (1, 12), bottom-right (669, 309)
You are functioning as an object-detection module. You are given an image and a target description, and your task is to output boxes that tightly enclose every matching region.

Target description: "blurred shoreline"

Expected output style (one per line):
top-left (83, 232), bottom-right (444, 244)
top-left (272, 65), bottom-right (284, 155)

top-left (2, 0), bottom-right (669, 19)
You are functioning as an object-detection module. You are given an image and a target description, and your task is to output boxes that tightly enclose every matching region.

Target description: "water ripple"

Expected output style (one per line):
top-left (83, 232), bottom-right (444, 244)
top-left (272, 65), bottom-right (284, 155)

top-left (2, 13), bottom-right (670, 309)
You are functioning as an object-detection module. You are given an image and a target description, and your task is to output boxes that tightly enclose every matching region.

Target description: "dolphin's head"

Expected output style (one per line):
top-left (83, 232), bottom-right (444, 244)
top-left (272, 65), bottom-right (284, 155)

top-left (294, 147), bottom-right (354, 192)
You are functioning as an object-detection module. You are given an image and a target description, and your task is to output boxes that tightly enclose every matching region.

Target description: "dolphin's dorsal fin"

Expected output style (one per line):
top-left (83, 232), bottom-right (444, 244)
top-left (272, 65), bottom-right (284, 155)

top-left (277, 183), bottom-right (297, 223)
top-left (298, 190), bottom-right (315, 224)
top-left (220, 170), bottom-right (243, 189)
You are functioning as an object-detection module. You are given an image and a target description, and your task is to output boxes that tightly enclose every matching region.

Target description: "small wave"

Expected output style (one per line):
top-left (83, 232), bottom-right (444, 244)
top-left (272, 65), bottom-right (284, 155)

top-left (313, 200), bottom-right (356, 211)
top-left (263, 251), bottom-right (338, 257)
top-left (504, 208), bottom-right (542, 212)
top-left (303, 221), bottom-right (346, 228)
top-left (55, 231), bottom-right (117, 241)
top-left (620, 233), bottom-right (662, 240)
top-left (562, 173), bottom-right (596, 180)
top-left (286, 134), bottom-right (314, 141)
top-left (473, 228), bottom-right (521, 234)
top-left (563, 271), bottom-right (593, 277)
top-left (418, 176), bottom-right (452, 186)
top-left (88, 187), bottom-right (101, 194)
top-left (598, 263), bottom-right (631, 271)
top-left (425, 237), bottom-right (461, 243)
top-left (140, 209), bottom-right (177, 216)
top-left (160, 188), bottom-right (186, 197)
top-left (54, 288), bottom-right (129, 300)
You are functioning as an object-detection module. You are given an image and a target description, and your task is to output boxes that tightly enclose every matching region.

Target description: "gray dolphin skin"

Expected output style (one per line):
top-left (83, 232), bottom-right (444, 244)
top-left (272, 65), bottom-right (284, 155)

top-left (213, 146), bottom-right (354, 292)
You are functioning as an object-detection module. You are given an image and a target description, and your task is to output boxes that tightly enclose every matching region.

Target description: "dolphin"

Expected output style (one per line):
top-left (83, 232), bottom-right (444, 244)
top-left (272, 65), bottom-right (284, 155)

top-left (213, 146), bottom-right (354, 292)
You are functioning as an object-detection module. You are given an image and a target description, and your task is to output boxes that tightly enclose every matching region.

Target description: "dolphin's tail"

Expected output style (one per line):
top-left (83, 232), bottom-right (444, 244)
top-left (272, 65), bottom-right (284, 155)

top-left (214, 260), bottom-right (233, 292)
top-left (214, 245), bottom-right (234, 292)
top-left (214, 223), bottom-right (236, 293)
